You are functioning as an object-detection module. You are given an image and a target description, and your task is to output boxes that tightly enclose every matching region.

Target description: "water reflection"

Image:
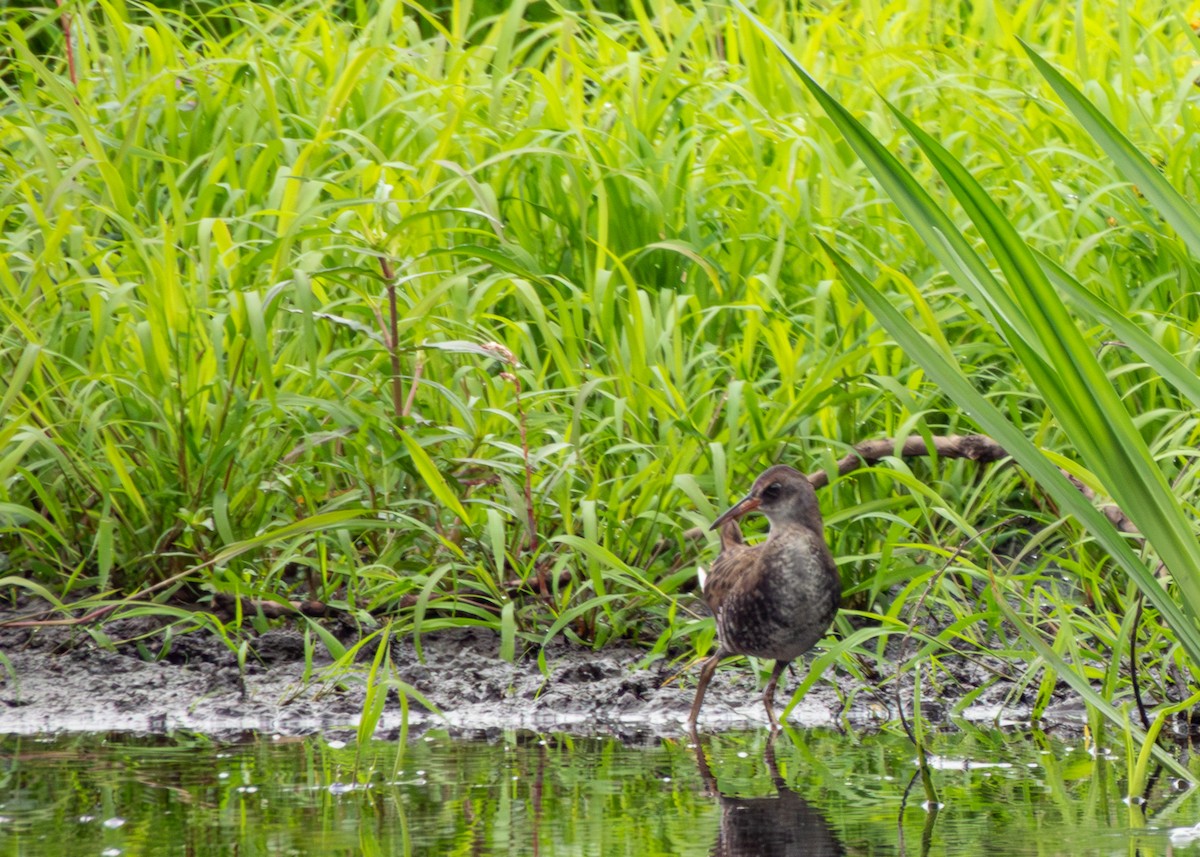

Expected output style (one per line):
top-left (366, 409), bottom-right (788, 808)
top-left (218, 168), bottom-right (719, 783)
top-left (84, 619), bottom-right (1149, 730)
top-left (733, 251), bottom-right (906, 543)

top-left (1, 727), bottom-right (1191, 855)
top-left (692, 730), bottom-right (843, 857)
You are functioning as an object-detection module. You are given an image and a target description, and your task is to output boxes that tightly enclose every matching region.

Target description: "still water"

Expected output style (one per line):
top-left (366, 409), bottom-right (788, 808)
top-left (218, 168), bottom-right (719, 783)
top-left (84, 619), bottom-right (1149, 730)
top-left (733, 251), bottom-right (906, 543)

top-left (1, 725), bottom-right (1197, 856)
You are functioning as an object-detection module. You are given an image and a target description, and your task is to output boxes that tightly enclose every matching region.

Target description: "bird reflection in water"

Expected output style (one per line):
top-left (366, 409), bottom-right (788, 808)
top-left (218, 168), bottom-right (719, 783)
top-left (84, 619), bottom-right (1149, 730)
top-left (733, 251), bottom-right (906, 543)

top-left (691, 732), bottom-right (843, 857)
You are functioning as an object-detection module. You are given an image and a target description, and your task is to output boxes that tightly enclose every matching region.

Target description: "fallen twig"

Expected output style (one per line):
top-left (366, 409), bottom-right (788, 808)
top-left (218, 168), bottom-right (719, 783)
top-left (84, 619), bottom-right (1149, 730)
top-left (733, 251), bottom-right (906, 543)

top-left (806, 433), bottom-right (1008, 490)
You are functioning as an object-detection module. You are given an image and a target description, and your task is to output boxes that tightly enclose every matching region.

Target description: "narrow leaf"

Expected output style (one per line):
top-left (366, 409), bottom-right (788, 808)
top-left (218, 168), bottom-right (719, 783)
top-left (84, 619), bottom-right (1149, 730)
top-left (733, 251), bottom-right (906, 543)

top-left (397, 429), bottom-right (470, 523)
top-left (1021, 40), bottom-right (1200, 261)
top-left (1038, 252), bottom-right (1200, 408)
top-left (992, 588), bottom-right (1191, 781)
top-left (730, 0), bottom-right (1039, 356)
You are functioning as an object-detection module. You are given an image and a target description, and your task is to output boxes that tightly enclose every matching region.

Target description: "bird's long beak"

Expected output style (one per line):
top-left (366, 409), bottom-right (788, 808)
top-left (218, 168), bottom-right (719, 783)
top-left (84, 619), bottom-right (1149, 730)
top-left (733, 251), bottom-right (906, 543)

top-left (710, 495), bottom-right (761, 530)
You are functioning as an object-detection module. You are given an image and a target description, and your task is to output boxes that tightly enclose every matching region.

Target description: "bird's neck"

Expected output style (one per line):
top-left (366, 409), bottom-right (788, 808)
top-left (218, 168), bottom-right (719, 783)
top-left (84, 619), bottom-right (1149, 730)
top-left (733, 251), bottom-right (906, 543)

top-left (766, 519), bottom-right (820, 540)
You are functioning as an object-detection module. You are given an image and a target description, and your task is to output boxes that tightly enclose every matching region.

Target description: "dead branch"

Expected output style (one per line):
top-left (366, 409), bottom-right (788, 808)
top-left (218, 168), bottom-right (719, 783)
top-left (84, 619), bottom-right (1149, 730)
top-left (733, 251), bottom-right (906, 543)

top-left (57, 0), bottom-right (78, 87)
top-left (1058, 471), bottom-right (1138, 536)
top-left (662, 433), bottom-right (1139, 549)
top-left (806, 434), bottom-right (1007, 489)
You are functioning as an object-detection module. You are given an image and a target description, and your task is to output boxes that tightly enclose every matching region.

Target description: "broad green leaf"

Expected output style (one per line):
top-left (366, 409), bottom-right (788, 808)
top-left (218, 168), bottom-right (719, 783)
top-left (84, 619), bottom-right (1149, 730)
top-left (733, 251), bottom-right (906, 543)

top-left (0, 575), bottom-right (67, 609)
top-left (551, 534), bottom-right (668, 599)
top-left (500, 600), bottom-right (517, 663)
top-left (0, 343), bottom-right (39, 422)
top-left (301, 615), bottom-right (348, 661)
top-left (102, 435), bottom-right (148, 518)
top-left (209, 510), bottom-right (369, 566)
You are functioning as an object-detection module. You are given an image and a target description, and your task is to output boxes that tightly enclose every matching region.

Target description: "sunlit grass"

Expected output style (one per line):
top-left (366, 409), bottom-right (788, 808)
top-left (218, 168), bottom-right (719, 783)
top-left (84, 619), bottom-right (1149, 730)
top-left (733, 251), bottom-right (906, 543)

top-left (4, 0), bottom-right (1200, 758)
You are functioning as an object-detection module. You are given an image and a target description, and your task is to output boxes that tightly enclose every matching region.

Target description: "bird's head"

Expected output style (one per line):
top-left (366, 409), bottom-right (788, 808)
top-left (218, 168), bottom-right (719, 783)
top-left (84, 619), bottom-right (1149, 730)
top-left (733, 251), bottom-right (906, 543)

top-left (710, 465), bottom-right (821, 532)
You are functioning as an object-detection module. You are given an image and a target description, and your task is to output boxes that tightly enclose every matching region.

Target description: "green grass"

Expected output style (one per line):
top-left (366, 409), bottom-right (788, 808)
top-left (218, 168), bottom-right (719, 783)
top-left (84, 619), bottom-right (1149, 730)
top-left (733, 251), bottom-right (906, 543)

top-left (4, 0), bottom-right (1200, 768)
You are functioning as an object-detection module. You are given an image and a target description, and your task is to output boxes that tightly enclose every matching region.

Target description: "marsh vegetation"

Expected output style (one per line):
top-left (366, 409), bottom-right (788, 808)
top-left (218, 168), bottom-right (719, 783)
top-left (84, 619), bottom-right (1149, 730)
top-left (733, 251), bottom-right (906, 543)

top-left (4, 0), bottom-right (1200, 781)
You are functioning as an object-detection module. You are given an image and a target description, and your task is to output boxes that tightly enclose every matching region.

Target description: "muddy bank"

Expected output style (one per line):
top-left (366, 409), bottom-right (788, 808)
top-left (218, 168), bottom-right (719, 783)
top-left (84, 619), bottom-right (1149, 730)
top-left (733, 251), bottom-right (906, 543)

top-left (0, 622), bottom-right (1079, 739)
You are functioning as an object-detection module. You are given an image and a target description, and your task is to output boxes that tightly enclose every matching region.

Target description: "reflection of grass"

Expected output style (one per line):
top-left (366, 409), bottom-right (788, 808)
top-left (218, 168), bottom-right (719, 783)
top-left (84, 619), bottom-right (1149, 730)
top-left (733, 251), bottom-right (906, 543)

top-left (3, 728), bottom-right (1184, 853)
top-left (4, 1), bottom-right (1200, 761)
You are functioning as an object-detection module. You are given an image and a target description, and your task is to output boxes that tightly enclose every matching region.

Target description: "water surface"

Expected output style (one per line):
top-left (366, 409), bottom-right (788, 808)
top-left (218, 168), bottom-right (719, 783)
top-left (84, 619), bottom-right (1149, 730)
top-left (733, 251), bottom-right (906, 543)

top-left (0, 725), bottom-right (1193, 855)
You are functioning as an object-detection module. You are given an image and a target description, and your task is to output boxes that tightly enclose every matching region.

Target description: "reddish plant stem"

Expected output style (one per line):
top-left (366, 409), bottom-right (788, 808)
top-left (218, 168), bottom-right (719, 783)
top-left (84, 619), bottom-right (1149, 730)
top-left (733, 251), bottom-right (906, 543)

top-left (510, 373), bottom-right (537, 551)
top-left (57, 0), bottom-right (78, 87)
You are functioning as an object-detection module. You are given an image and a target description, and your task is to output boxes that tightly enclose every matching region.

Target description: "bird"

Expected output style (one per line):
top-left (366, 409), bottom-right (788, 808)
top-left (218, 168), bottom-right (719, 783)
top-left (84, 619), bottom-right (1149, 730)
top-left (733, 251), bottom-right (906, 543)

top-left (688, 465), bottom-right (841, 730)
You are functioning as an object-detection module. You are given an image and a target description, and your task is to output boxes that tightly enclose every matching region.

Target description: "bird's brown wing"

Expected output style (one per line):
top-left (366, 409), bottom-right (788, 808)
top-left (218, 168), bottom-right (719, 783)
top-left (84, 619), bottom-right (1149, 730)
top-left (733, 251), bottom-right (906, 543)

top-left (700, 539), bottom-right (754, 611)
top-left (698, 518), bottom-right (747, 597)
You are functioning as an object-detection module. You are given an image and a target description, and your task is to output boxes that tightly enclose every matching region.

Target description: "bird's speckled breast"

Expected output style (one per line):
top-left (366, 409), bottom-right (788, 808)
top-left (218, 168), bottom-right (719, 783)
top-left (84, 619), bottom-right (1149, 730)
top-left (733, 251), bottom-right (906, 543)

top-left (715, 528), bottom-right (840, 661)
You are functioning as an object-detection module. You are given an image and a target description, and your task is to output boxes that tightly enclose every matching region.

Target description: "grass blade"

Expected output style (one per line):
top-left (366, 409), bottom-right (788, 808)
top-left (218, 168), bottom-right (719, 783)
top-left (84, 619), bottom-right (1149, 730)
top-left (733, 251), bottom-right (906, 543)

top-left (879, 104), bottom-right (1200, 628)
top-left (397, 429), bottom-right (470, 524)
top-left (1037, 251), bottom-right (1200, 408)
top-left (991, 589), bottom-right (1191, 781)
top-left (737, 0), bottom-right (1200, 643)
top-left (729, 0), bottom-right (1039, 357)
top-left (1020, 40), bottom-right (1200, 261)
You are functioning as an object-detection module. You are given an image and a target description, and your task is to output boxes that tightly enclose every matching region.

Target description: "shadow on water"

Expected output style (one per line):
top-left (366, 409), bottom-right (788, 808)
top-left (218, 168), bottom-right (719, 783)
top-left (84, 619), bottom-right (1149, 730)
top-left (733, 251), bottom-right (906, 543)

top-left (690, 728), bottom-right (843, 857)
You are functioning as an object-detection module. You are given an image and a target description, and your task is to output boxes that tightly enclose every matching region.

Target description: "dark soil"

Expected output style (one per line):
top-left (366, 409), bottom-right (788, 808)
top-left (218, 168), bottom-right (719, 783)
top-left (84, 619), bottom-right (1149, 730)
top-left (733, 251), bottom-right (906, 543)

top-left (0, 616), bottom-right (1087, 739)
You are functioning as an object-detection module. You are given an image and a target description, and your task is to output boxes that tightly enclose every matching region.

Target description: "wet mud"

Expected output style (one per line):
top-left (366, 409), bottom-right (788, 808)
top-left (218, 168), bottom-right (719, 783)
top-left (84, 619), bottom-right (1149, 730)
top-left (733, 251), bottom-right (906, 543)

top-left (0, 621), bottom-right (1083, 739)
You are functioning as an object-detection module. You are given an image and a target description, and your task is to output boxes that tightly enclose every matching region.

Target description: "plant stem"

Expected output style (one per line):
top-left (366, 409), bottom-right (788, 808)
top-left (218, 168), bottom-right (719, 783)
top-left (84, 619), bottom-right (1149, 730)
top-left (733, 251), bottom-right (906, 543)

top-left (57, 0), bottom-right (78, 86)
top-left (378, 257), bottom-right (404, 426)
top-left (510, 373), bottom-right (537, 551)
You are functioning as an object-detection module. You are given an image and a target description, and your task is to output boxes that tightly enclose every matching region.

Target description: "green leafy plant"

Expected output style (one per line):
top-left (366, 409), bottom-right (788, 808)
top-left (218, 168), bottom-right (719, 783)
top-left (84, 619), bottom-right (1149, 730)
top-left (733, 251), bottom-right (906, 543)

top-left (4, 0), bottom-right (1200, 767)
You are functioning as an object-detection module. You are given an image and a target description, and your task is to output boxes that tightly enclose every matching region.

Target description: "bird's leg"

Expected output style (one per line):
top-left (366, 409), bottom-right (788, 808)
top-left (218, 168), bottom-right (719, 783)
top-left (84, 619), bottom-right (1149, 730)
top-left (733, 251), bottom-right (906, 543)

top-left (762, 659), bottom-right (791, 731)
top-left (688, 649), bottom-right (726, 730)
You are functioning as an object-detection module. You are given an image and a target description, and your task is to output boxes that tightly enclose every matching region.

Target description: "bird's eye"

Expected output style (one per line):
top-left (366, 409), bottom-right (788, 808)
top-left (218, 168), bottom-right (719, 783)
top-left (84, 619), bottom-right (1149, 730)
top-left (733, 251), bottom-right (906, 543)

top-left (763, 482), bottom-right (782, 500)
